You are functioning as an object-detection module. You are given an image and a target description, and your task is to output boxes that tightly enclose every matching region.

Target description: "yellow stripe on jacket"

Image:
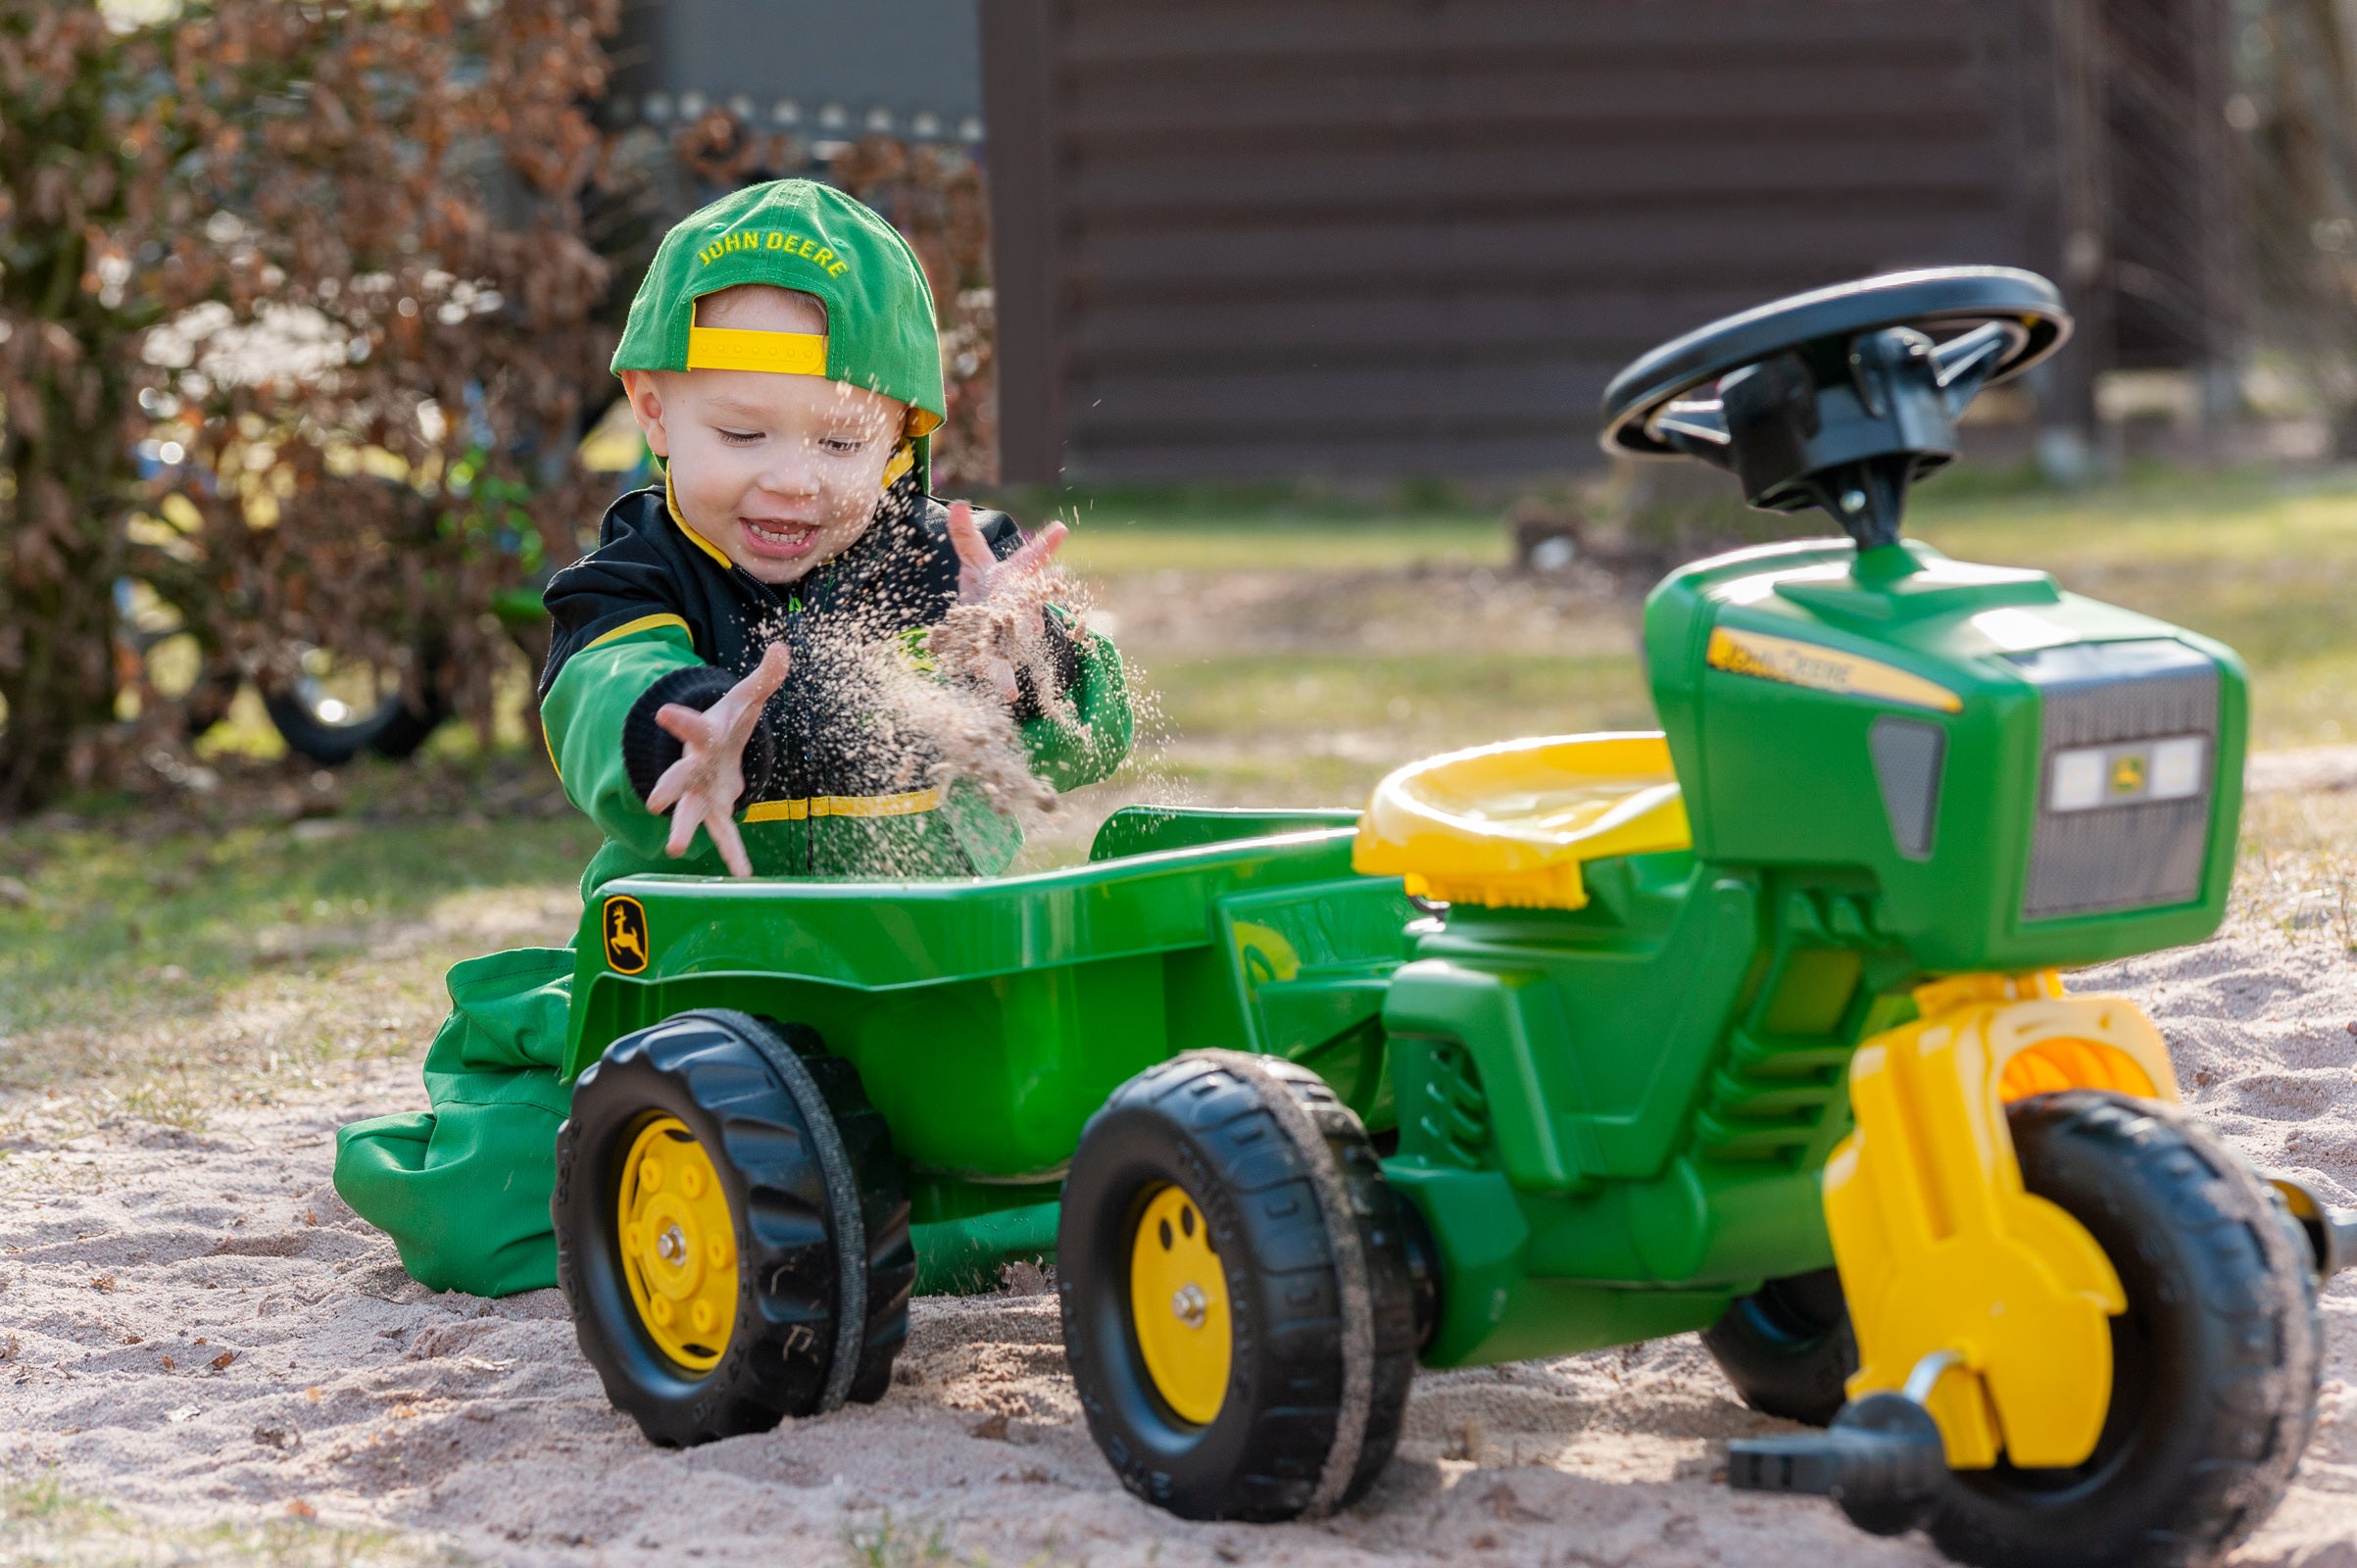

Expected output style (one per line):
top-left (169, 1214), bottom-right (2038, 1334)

top-left (742, 787), bottom-right (946, 822)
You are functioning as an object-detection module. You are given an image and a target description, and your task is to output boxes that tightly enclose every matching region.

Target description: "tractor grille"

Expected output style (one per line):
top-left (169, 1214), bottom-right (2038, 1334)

top-left (2015, 640), bottom-right (2219, 920)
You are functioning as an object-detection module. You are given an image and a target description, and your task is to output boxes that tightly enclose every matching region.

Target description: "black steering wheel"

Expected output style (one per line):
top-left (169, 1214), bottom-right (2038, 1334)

top-left (1601, 268), bottom-right (2070, 457)
top-left (1594, 269), bottom-right (2071, 551)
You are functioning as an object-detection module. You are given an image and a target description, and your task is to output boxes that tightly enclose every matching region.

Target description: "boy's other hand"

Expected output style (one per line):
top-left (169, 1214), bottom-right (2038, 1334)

top-left (645, 642), bottom-right (791, 877)
top-left (949, 500), bottom-right (1067, 605)
top-left (947, 501), bottom-right (1069, 703)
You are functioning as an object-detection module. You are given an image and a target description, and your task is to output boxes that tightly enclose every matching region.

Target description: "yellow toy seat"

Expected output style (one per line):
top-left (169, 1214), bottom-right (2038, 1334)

top-left (1352, 732), bottom-right (1692, 910)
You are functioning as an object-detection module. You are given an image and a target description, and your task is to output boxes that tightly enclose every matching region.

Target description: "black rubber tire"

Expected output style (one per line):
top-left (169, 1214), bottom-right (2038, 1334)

top-left (263, 662), bottom-right (447, 765)
top-left (553, 1010), bottom-right (913, 1446)
top-left (1059, 1052), bottom-right (1420, 1522)
top-left (1703, 1266), bottom-right (1858, 1428)
top-left (1923, 1091), bottom-right (2322, 1568)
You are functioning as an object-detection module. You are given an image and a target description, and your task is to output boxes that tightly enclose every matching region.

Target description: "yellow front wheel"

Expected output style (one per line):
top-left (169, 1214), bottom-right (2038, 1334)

top-left (1059, 1051), bottom-right (1421, 1523)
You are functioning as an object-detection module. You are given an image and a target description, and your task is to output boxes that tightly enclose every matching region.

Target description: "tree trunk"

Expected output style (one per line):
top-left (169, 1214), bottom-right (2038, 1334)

top-left (0, 375), bottom-right (128, 816)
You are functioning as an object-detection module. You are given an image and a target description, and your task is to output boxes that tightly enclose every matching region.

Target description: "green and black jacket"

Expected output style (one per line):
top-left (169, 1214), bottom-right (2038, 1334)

top-left (539, 476), bottom-right (1131, 893)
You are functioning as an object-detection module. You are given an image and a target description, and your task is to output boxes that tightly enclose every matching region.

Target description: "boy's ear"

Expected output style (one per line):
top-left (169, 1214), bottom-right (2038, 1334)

top-left (618, 370), bottom-right (671, 460)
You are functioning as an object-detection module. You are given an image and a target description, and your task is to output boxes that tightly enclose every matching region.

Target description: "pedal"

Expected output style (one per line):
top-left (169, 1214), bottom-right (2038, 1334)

top-left (2271, 1177), bottom-right (2357, 1277)
top-left (1729, 1392), bottom-right (1948, 1536)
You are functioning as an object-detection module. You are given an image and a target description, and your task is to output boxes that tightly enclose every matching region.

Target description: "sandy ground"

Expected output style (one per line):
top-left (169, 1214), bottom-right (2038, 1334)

top-left (4, 919), bottom-right (2355, 1564)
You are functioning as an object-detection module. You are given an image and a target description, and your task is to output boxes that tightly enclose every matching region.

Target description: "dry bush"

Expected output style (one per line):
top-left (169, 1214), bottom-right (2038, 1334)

top-left (0, 0), bottom-right (619, 813)
top-left (0, 10), bottom-right (1004, 817)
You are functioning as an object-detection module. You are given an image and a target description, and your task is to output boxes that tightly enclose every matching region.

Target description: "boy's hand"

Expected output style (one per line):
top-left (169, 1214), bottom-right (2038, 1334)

top-left (645, 642), bottom-right (790, 878)
top-left (946, 501), bottom-right (1069, 703)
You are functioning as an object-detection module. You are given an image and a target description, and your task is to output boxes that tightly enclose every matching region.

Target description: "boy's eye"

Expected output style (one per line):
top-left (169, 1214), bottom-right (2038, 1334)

top-left (819, 435), bottom-right (867, 455)
top-left (717, 428), bottom-right (761, 445)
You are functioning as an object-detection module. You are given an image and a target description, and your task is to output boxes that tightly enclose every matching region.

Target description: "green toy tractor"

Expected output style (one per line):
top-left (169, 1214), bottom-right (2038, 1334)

top-left (550, 270), bottom-right (2353, 1566)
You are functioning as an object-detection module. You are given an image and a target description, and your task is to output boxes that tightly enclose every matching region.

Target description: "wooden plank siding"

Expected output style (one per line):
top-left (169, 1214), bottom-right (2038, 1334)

top-left (982, 0), bottom-right (2225, 481)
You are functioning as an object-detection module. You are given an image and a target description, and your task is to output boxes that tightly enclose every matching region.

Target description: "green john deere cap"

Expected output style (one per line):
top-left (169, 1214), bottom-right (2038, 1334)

top-left (613, 179), bottom-right (947, 487)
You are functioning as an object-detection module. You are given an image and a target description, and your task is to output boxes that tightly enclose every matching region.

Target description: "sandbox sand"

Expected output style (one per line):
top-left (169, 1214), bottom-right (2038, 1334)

top-left (4, 921), bottom-right (2352, 1566)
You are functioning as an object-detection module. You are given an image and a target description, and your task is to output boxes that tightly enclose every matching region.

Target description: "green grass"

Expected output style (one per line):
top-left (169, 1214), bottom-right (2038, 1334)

top-left (0, 1469), bottom-right (463, 1566)
top-left (6, 464), bottom-right (2353, 1103)
top-left (1048, 466), bottom-right (2357, 754)
top-left (1909, 467), bottom-right (2357, 748)
top-left (0, 813), bottom-right (593, 1048)
top-left (1147, 653), bottom-right (1649, 753)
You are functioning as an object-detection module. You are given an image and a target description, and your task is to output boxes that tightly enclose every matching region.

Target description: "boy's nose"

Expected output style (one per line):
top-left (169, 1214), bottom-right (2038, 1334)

top-left (752, 456), bottom-right (821, 498)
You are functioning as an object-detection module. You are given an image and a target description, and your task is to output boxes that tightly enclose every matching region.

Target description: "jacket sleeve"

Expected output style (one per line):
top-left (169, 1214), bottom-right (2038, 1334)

top-left (1019, 618), bottom-right (1133, 792)
top-left (950, 508), bottom-right (1133, 791)
top-left (541, 621), bottom-right (712, 856)
top-left (538, 540), bottom-right (783, 852)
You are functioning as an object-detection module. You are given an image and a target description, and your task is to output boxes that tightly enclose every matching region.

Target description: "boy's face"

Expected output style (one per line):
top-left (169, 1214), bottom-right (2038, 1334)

top-left (619, 289), bottom-right (908, 587)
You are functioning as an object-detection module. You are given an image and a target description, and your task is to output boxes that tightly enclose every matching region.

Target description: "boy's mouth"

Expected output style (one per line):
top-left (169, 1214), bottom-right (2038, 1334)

top-left (739, 515), bottom-right (821, 558)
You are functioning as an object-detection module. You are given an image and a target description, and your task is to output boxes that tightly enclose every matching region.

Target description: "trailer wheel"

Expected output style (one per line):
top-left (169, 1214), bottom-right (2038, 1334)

top-left (1703, 1266), bottom-right (1857, 1427)
top-left (1924, 1091), bottom-right (2320, 1568)
top-left (553, 1009), bottom-right (913, 1446)
top-left (1059, 1051), bottom-right (1419, 1522)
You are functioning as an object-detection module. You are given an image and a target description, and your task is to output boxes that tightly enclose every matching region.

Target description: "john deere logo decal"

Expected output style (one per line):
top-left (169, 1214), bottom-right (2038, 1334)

top-left (1706, 626), bottom-right (1963, 713)
top-left (603, 896), bottom-right (650, 974)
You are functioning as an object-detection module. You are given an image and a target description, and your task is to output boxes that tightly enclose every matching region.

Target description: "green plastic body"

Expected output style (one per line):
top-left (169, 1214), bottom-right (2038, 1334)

top-left (564, 808), bottom-right (1412, 1294)
top-left (562, 536), bottom-right (2246, 1359)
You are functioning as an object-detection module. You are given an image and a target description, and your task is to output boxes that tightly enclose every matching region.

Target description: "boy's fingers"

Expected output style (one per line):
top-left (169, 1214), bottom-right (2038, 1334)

top-left (1003, 519), bottom-right (1068, 579)
top-left (708, 810), bottom-right (753, 878)
top-left (743, 642), bottom-right (791, 698)
top-left (655, 703), bottom-right (712, 746)
top-left (946, 500), bottom-right (996, 568)
top-left (987, 656), bottom-right (1019, 704)
top-left (647, 756), bottom-right (694, 814)
top-left (665, 800), bottom-right (700, 859)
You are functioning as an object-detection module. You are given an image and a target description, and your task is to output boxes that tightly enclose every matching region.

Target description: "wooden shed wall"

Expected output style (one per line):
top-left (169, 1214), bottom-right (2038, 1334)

top-left (982, 0), bottom-right (2080, 482)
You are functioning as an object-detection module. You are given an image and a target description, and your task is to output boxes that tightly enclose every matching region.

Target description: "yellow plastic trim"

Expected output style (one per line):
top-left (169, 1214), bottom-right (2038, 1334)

top-left (1128, 1183), bottom-right (1231, 1425)
top-left (663, 470), bottom-right (736, 570)
top-left (880, 439), bottom-right (915, 491)
top-left (742, 786), bottom-right (946, 823)
top-left (586, 612), bottom-right (692, 651)
top-left (1825, 977), bottom-right (2181, 1469)
top-left (616, 1115), bottom-right (738, 1373)
top-left (1350, 732), bottom-right (1692, 909)
top-left (686, 324), bottom-right (828, 376)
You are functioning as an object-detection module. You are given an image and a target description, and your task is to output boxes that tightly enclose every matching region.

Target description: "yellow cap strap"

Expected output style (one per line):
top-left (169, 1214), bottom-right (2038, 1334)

top-left (686, 325), bottom-right (827, 376)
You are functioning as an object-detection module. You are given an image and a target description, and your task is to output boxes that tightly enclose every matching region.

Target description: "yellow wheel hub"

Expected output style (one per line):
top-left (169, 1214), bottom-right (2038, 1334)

top-left (617, 1115), bottom-right (738, 1372)
top-left (1128, 1184), bottom-right (1231, 1425)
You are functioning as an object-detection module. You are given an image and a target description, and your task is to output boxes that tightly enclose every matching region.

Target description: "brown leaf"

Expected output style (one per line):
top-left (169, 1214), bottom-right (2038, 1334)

top-left (210, 1350), bottom-right (236, 1371)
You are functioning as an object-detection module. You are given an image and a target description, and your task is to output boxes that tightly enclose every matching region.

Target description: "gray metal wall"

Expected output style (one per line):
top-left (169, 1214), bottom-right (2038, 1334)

top-left (982, 0), bottom-right (2229, 483)
top-left (614, 0), bottom-right (984, 139)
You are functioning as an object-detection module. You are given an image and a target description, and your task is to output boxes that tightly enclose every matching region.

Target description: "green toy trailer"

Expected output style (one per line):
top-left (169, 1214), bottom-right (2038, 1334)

top-left (552, 270), bottom-right (2355, 1567)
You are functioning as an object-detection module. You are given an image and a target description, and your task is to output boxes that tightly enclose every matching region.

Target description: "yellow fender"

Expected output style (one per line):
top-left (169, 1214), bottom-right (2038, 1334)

top-left (1824, 971), bottom-right (2181, 1469)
